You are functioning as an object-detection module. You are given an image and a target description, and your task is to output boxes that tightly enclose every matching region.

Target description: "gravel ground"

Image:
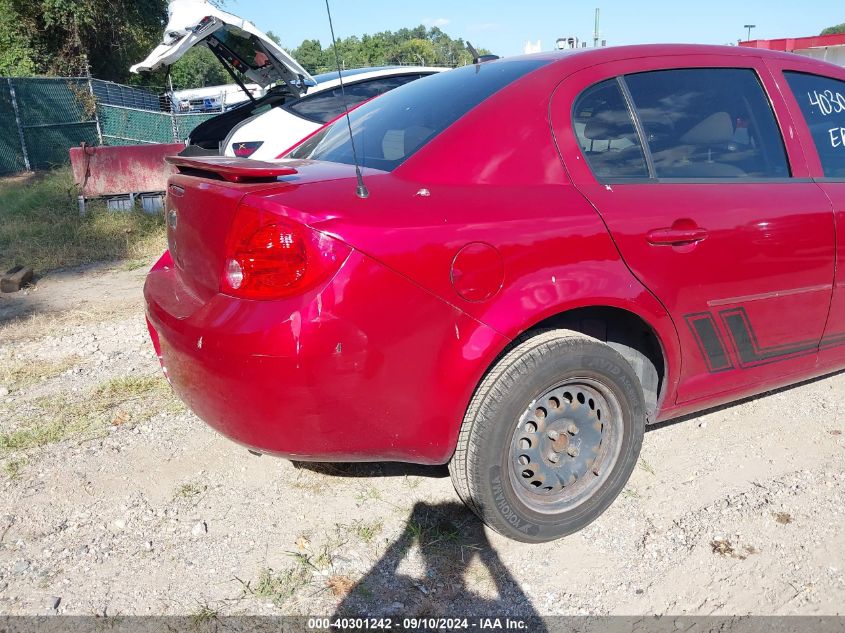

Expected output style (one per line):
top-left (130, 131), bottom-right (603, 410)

top-left (0, 262), bottom-right (843, 618)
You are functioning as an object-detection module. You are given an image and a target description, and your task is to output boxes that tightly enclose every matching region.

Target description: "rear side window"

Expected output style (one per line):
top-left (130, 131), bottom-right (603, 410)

top-left (288, 75), bottom-right (424, 124)
top-left (624, 68), bottom-right (790, 179)
top-left (784, 71), bottom-right (845, 178)
top-left (289, 60), bottom-right (549, 171)
top-left (572, 79), bottom-right (649, 179)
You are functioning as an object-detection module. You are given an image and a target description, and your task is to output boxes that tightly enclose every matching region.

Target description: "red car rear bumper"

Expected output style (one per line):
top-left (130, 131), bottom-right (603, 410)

top-left (144, 250), bottom-right (508, 464)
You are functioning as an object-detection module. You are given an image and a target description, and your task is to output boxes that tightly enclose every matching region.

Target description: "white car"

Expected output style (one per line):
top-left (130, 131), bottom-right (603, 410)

top-left (132, 0), bottom-right (446, 159)
top-left (223, 66), bottom-right (446, 159)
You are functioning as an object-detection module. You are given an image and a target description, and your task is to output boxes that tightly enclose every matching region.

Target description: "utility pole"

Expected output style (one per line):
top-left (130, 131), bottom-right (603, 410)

top-left (593, 8), bottom-right (600, 47)
top-left (744, 24), bottom-right (756, 42)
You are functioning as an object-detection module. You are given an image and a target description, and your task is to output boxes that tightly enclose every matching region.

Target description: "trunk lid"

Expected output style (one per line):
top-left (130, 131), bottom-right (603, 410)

top-left (131, 0), bottom-right (314, 93)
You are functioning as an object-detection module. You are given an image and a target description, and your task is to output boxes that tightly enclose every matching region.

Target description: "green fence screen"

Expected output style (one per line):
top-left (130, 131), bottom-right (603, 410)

top-left (0, 76), bottom-right (226, 175)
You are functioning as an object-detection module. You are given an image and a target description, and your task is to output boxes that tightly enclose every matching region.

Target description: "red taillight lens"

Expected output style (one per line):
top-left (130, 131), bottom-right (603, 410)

top-left (222, 200), bottom-right (349, 300)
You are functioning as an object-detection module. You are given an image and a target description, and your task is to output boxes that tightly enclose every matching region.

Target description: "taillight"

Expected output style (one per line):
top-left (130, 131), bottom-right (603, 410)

top-left (232, 141), bottom-right (263, 158)
top-left (221, 200), bottom-right (350, 300)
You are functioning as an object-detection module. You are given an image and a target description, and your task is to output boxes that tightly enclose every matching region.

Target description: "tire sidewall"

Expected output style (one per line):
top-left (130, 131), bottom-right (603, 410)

top-left (475, 340), bottom-right (645, 542)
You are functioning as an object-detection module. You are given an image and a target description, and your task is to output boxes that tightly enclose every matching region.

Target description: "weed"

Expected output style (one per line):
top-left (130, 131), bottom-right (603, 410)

top-left (353, 520), bottom-right (383, 544)
top-left (175, 482), bottom-right (206, 500)
top-left (638, 457), bottom-right (655, 475)
top-left (355, 486), bottom-right (382, 503)
top-left (253, 565), bottom-right (311, 607)
top-left (190, 603), bottom-right (219, 626)
top-left (406, 516), bottom-right (460, 549)
top-left (773, 511), bottom-right (794, 525)
top-left (3, 457), bottom-right (26, 480)
top-left (621, 487), bottom-right (641, 500)
top-left (0, 168), bottom-right (166, 274)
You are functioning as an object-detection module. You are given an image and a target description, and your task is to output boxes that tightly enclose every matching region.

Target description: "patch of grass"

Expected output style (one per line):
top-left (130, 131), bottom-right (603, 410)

top-left (175, 482), bottom-right (206, 500)
top-left (638, 457), bottom-right (655, 475)
top-left (621, 488), bottom-right (641, 500)
top-left (94, 375), bottom-right (163, 398)
top-left (353, 520), bottom-right (383, 544)
top-left (0, 354), bottom-right (81, 390)
top-left (253, 564), bottom-right (312, 607)
top-left (190, 603), bottom-right (219, 626)
top-left (355, 486), bottom-right (382, 504)
top-left (0, 168), bottom-right (166, 274)
top-left (0, 373), bottom-right (179, 453)
top-left (406, 516), bottom-right (460, 549)
top-left (3, 457), bottom-right (26, 480)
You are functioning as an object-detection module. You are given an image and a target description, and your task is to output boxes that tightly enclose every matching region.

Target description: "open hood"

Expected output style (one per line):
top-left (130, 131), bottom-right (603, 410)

top-left (130, 0), bottom-right (314, 93)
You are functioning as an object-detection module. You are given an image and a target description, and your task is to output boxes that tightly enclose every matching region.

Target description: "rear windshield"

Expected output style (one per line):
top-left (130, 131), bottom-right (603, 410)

top-left (288, 59), bottom-right (549, 171)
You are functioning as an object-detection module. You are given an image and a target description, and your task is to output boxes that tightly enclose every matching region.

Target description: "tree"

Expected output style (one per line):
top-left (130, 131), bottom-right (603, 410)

top-left (0, 0), bottom-right (37, 75)
top-left (168, 47), bottom-right (231, 90)
top-left (0, 0), bottom-right (166, 80)
top-left (288, 25), bottom-right (490, 74)
top-left (821, 23), bottom-right (845, 36)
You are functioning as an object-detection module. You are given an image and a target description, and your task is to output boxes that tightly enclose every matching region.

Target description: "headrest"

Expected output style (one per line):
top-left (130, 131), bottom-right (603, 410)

top-left (680, 112), bottom-right (734, 145)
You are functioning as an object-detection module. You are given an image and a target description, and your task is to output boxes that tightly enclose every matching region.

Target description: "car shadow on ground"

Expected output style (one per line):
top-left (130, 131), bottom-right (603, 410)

top-left (331, 500), bottom-right (548, 628)
top-left (291, 461), bottom-right (450, 479)
top-left (645, 367), bottom-right (845, 433)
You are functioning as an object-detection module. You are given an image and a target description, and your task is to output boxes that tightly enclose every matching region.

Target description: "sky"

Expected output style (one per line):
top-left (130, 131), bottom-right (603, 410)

top-left (221, 0), bottom-right (845, 58)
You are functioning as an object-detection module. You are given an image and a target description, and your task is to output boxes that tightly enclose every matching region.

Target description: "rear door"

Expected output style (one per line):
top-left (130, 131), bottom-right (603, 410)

top-left (771, 60), bottom-right (845, 368)
top-left (551, 54), bottom-right (835, 405)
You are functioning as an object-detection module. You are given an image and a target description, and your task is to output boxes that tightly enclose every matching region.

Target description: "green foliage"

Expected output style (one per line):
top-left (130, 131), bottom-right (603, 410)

top-left (169, 47), bottom-right (231, 90)
top-left (0, 0), bottom-right (166, 81)
top-left (821, 23), bottom-right (845, 36)
top-left (289, 25), bottom-right (490, 74)
top-left (0, 0), bottom-right (37, 75)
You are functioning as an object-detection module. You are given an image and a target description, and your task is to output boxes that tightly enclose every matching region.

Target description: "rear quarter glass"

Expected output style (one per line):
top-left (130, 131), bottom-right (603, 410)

top-left (288, 59), bottom-right (550, 171)
top-left (784, 71), bottom-right (845, 178)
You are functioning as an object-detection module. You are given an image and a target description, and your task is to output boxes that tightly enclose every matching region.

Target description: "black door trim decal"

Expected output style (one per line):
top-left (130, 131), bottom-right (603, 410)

top-left (684, 312), bottom-right (734, 373)
top-left (685, 307), bottom-right (844, 372)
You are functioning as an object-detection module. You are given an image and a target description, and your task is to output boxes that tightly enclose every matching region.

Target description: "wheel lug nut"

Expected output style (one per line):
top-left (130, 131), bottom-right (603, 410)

top-left (567, 446), bottom-right (580, 458)
top-left (548, 453), bottom-right (560, 464)
top-left (547, 430), bottom-right (560, 441)
top-left (567, 424), bottom-right (579, 435)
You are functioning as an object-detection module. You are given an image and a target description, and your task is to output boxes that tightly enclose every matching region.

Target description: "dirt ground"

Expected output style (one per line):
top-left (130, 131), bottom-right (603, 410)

top-left (0, 261), bottom-right (843, 619)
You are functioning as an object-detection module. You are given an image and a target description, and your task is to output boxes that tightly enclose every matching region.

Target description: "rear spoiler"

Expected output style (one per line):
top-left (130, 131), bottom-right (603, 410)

top-left (165, 155), bottom-right (298, 183)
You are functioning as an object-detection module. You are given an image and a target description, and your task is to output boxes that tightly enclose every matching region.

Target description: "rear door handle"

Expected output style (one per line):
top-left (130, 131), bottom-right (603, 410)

top-left (646, 227), bottom-right (709, 246)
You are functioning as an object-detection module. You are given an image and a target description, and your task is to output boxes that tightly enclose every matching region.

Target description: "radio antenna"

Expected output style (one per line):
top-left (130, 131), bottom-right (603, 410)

top-left (324, 0), bottom-right (369, 199)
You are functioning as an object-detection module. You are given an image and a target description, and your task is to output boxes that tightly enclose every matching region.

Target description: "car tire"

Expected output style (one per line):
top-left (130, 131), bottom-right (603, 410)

top-left (449, 329), bottom-right (645, 543)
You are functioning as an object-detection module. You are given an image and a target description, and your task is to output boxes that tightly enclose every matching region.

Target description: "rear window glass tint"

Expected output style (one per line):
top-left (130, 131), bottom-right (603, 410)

top-left (625, 68), bottom-right (790, 179)
top-left (288, 75), bottom-right (424, 124)
top-left (289, 60), bottom-right (548, 171)
top-left (572, 79), bottom-right (649, 179)
top-left (784, 71), bottom-right (845, 178)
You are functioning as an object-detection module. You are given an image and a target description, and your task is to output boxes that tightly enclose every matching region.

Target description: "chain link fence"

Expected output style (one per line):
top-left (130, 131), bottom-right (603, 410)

top-left (0, 77), bottom-right (215, 175)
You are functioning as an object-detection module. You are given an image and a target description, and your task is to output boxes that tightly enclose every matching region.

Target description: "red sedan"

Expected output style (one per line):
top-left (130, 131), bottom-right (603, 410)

top-left (145, 44), bottom-right (845, 542)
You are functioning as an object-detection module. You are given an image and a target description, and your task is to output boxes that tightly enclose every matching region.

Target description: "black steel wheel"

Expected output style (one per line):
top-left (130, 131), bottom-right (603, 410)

top-left (449, 329), bottom-right (645, 542)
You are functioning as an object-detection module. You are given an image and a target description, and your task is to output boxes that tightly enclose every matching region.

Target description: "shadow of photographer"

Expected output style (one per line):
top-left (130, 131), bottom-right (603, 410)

top-left (332, 501), bottom-right (547, 630)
